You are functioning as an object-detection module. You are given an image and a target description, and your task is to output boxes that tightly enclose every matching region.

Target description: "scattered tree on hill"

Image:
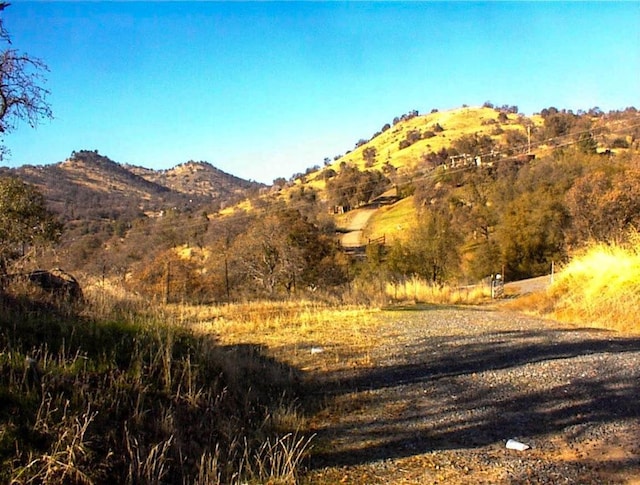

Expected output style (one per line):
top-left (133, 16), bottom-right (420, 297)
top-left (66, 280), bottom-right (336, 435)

top-left (0, 3), bottom-right (52, 158)
top-left (326, 165), bottom-right (389, 208)
top-left (451, 133), bottom-right (496, 157)
top-left (387, 209), bottom-right (462, 284)
top-left (362, 146), bottom-right (377, 167)
top-left (540, 107), bottom-right (576, 141)
top-left (231, 210), bottom-right (347, 297)
top-left (503, 129), bottom-right (529, 154)
top-left (577, 131), bottom-right (598, 154)
top-left (496, 189), bottom-right (569, 280)
top-left (566, 166), bottom-right (640, 243)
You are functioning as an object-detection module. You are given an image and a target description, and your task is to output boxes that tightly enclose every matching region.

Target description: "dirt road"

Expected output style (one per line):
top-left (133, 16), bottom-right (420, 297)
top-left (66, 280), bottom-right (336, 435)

top-left (303, 307), bottom-right (640, 484)
top-left (339, 208), bottom-right (377, 248)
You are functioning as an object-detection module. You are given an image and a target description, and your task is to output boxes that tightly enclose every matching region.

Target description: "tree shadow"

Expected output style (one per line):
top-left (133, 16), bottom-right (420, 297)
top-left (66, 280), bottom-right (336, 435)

top-left (304, 325), bottom-right (640, 470)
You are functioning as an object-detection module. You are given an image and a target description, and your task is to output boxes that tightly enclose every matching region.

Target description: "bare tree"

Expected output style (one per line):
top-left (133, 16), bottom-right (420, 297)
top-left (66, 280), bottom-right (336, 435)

top-left (0, 2), bottom-right (52, 158)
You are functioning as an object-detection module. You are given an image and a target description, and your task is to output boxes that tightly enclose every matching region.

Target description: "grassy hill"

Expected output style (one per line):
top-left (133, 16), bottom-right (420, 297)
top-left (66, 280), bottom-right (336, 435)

top-left (327, 106), bottom-right (540, 173)
top-left (297, 106), bottom-right (539, 188)
top-left (287, 105), bottom-right (638, 246)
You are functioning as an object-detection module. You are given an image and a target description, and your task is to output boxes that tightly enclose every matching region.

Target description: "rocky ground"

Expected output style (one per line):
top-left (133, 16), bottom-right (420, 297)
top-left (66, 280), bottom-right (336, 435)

top-left (301, 307), bottom-right (640, 484)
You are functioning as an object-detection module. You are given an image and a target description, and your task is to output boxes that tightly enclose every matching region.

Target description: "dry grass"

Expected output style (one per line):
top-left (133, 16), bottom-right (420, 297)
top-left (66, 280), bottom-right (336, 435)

top-left (279, 106), bottom-right (540, 207)
top-left (326, 106), bottom-right (542, 174)
top-left (508, 241), bottom-right (640, 333)
top-left (385, 276), bottom-right (492, 305)
top-left (168, 300), bottom-right (386, 375)
top-left (0, 287), bottom-right (318, 484)
top-left (364, 196), bottom-right (416, 243)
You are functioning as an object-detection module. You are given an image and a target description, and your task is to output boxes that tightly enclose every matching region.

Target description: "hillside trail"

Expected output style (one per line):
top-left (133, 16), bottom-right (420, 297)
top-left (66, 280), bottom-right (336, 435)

top-left (339, 208), bottom-right (377, 248)
top-left (301, 307), bottom-right (640, 484)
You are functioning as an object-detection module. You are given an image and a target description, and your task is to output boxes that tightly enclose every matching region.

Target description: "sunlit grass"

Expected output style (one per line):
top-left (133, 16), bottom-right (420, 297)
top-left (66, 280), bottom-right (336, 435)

top-left (0, 286), bottom-right (319, 484)
top-left (166, 300), bottom-right (386, 374)
top-left (510, 240), bottom-right (640, 333)
top-left (549, 243), bottom-right (640, 333)
top-left (385, 276), bottom-right (492, 305)
top-left (364, 195), bottom-right (415, 243)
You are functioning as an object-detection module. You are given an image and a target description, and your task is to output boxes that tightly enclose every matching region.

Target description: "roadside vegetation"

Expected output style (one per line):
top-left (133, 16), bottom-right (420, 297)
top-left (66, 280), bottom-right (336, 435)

top-left (2, 103), bottom-right (639, 483)
top-left (511, 236), bottom-right (640, 334)
top-left (0, 285), bottom-right (317, 484)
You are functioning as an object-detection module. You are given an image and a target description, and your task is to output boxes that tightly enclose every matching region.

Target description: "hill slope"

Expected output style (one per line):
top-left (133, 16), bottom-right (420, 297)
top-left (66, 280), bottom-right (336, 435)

top-left (295, 106), bottom-right (638, 239)
top-left (1, 150), bottom-right (263, 221)
top-left (126, 160), bottom-right (259, 199)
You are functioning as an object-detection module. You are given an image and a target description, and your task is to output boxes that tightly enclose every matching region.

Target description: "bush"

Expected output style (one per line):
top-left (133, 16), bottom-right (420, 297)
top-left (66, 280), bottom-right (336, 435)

top-left (611, 137), bottom-right (630, 149)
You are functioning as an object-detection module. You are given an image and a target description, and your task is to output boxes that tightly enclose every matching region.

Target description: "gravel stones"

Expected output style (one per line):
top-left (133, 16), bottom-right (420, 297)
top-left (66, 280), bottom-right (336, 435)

top-left (306, 308), bottom-right (640, 484)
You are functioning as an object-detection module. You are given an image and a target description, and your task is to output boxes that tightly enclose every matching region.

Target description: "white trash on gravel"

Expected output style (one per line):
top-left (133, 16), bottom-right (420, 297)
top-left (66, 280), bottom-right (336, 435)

top-left (506, 439), bottom-right (530, 451)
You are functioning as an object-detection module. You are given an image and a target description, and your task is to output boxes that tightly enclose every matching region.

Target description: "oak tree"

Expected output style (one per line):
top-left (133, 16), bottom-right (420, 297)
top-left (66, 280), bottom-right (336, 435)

top-left (0, 176), bottom-right (62, 272)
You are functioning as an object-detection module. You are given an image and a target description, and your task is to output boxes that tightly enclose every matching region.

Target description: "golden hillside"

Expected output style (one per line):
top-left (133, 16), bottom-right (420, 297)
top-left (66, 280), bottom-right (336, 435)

top-left (269, 105), bottom-right (637, 247)
top-left (309, 106), bottom-right (542, 184)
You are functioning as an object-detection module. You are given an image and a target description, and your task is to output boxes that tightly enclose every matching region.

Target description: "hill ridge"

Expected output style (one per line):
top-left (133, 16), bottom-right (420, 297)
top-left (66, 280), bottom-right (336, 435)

top-left (0, 149), bottom-right (263, 222)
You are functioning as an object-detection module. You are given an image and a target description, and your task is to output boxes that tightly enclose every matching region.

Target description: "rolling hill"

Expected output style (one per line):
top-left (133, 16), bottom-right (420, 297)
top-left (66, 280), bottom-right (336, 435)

top-left (0, 150), bottom-right (264, 221)
top-left (287, 105), bottom-right (639, 245)
top-left (2, 104), bottom-right (638, 289)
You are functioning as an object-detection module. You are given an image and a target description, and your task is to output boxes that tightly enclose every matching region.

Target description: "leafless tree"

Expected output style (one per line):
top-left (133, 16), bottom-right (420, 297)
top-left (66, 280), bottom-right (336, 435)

top-left (0, 2), bottom-right (52, 158)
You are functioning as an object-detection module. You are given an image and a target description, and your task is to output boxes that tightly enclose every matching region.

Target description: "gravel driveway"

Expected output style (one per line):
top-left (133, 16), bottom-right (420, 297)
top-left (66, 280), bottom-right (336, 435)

top-left (304, 307), bottom-right (640, 484)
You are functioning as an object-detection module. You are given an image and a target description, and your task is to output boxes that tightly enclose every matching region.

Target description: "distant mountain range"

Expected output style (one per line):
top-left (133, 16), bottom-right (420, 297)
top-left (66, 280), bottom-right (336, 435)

top-left (0, 150), bottom-right (264, 221)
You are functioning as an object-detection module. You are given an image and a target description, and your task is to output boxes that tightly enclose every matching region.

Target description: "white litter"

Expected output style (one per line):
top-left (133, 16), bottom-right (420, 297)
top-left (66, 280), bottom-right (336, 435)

top-left (310, 347), bottom-right (324, 354)
top-left (506, 439), bottom-right (530, 451)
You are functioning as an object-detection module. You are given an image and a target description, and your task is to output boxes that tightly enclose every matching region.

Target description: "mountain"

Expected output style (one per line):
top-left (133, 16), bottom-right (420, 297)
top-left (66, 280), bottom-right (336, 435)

top-left (0, 150), bottom-right (264, 221)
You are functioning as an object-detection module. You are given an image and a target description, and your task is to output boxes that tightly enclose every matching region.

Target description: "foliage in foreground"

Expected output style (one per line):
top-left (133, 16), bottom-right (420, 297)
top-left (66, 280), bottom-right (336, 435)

top-left (0, 290), bottom-right (311, 484)
top-left (511, 238), bottom-right (640, 333)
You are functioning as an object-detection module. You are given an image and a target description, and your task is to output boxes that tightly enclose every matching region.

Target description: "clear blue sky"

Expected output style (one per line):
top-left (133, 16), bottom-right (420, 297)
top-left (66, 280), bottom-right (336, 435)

top-left (2, 1), bottom-right (639, 184)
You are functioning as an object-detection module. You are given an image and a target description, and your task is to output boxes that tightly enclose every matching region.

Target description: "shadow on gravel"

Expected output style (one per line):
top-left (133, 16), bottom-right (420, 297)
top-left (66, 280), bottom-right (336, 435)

top-left (308, 325), bottom-right (640, 469)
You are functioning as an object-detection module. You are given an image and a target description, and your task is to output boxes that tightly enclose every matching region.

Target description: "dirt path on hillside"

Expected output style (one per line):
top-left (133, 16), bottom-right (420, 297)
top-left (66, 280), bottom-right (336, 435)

top-left (339, 208), bottom-right (377, 248)
top-left (302, 307), bottom-right (640, 484)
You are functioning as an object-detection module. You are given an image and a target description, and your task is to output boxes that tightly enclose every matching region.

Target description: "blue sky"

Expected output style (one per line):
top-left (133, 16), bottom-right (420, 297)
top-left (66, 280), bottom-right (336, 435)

top-left (2, 1), bottom-right (639, 184)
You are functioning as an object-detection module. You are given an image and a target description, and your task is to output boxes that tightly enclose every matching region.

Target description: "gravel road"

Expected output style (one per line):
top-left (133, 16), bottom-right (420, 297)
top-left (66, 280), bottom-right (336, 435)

top-left (304, 307), bottom-right (640, 484)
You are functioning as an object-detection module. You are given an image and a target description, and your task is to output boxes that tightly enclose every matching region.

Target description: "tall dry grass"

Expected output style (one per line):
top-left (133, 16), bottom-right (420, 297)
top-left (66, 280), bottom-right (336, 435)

top-left (169, 299), bottom-right (385, 378)
top-left (511, 240), bottom-right (640, 333)
top-left (385, 276), bottom-right (492, 305)
top-left (0, 283), bottom-right (315, 484)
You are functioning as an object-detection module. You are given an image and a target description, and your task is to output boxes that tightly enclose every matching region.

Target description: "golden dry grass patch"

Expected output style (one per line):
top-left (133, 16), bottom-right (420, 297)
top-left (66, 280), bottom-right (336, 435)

top-left (508, 241), bottom-right (640, 334)
top-left (386, 277), bottom-right (491, 305)
top-left (323, 106), bottom-right (516, 174)
top-left (167, 300), bottom-right (389, 371)
top-left (364, 195), bottom-right (416, 243)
